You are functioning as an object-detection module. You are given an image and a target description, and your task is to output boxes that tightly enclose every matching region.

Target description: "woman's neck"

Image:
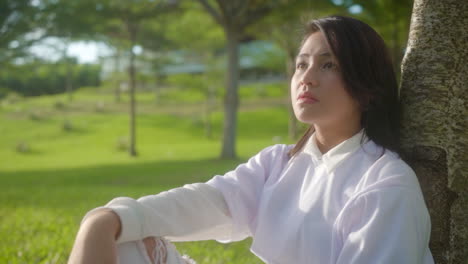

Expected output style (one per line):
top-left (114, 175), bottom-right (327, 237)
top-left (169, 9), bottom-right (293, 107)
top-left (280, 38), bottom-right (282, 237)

top-left (313, 124), bottom-right (362, 154)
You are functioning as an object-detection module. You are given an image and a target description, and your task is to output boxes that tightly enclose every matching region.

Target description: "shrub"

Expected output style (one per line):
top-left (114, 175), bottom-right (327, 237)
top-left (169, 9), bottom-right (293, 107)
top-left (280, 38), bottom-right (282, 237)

top-left (16, 141), bottom-right (30, 153)
top-left (116, 136), bottom-right (129, 152)
top-left (54, 101), bottom-right (66, 110)
top-left (62, 120), bottom-right (73, 132)
top-left (0, 86), bottom-right (9, 99)
top-left (95, 101), bottom-right (105, 112)
top-left (2, 92), bottom-right (23, 104)
top-left (29, 111), bottom-right (42, 121)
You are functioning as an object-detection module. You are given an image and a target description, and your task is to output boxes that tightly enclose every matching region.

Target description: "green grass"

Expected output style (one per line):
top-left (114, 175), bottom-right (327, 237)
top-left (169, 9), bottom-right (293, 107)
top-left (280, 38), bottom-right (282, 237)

top-left (0, 86), bottom-right (293, 263)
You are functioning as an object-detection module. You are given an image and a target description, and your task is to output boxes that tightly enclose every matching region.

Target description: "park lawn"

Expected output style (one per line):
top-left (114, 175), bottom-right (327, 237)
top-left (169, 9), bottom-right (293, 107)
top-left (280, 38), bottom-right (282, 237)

top-left (0, 88), bottom-right (292, 263)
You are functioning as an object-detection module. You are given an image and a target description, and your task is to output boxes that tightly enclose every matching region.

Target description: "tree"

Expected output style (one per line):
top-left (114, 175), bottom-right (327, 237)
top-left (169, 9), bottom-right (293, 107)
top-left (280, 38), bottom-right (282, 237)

top-left (399, 0), bottom-right (467, 263)
top-left (162, 1), bottom-right (224, 138)
top-left (346, 0), bottom-right (413, 77)
top-left (136, 10), bottom-right (184, 105)
top-left (0, 0), bottom-right (45, 65)
top-left (91, 0), bottom-right (178, 157)
top-left (38, 0), bottom-right (101, 101)
top-left (196, 0), bottom-right (291, 159)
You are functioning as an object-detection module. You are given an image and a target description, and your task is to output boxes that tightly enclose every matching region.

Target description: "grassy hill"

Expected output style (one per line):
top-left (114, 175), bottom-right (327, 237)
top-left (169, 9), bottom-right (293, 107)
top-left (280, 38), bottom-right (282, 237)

top-left (0, 84), bottom-right (296, 263)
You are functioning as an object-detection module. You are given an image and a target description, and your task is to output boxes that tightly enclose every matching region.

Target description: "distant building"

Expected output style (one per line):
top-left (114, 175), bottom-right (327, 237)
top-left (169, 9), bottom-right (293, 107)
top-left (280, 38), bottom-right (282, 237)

top-left (100, 40), bottom-right (287, 84)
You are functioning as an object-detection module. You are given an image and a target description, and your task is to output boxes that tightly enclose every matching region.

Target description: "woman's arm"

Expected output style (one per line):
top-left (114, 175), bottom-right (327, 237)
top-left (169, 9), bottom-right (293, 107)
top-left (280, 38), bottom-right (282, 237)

top-left (68, 144), bottom-right (289, 262)
top-left (104, 183), bottom-right (233, 243)
top-left (68, 183), bottom-right (231, 264)
top-left (68, 209), bottom-right (121, 264)
top-left (334, 187), bottom-right (433, 264)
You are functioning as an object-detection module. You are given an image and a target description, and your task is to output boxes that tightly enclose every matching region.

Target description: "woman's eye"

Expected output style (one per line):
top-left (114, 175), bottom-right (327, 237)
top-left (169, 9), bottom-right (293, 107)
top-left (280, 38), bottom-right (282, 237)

top-left (296, 62), bottom-right (307, 70)
top-left (321, 62), bottom-right (336, 71)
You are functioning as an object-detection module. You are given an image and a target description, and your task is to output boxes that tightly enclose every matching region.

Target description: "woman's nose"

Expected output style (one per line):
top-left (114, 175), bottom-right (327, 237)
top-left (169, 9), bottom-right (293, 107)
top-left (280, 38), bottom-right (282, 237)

top-left (300, 67), bottom-right (319, 87)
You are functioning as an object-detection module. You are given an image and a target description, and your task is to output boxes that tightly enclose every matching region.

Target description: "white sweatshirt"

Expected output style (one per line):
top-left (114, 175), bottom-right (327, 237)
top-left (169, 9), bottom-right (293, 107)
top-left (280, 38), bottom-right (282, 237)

top-left (95, 131), bottom-right (434, 264)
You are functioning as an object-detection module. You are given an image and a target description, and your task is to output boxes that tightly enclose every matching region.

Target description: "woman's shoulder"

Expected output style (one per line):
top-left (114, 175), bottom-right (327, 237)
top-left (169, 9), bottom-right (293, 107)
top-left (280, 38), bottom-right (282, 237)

top-left (355, 141), bottom-right (422, 194)
top-left (254, 144), bottom-right (294, 162)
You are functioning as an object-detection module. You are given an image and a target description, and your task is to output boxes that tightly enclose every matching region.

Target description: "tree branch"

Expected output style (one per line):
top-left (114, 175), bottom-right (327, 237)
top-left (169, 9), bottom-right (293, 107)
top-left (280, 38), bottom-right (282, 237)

top-left (240, 6), bottom-right (273, 30)
top-left (196, 0), bottom-right (223, 25)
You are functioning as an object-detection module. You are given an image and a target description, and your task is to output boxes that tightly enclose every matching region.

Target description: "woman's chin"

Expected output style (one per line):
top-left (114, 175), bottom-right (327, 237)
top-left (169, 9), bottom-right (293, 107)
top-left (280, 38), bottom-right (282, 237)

top-left (293, 110), bottom-right (319, 125)
top-left (296, 116), bottom-right (316, 126)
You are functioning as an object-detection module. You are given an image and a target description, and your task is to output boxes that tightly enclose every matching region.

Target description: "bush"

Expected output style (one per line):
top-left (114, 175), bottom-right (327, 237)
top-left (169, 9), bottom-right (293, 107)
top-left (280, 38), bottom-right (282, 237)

top-left (16, 141), bottom-right (30, 153)
top-left (0, 60), bottom-right (101, 97)
top-left (54, 101), bottom-right (66, 110)
top-left (2, 92), bottom-right (23, 105)
top-left (0, 86), bottom-right (9, 99)
top-left (62, 120), bottom-right (73, 132)
top-left (116, 136), bottom-right (129, 152)
top-left (95, 101), bottom-right (105, 112)
top-left (29, 111), bottom-right (42, 121)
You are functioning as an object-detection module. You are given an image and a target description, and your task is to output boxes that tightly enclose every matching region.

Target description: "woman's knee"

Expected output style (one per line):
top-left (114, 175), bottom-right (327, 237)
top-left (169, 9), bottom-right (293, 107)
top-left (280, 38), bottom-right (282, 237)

top-left (143, 237), bottom-right (167, 264)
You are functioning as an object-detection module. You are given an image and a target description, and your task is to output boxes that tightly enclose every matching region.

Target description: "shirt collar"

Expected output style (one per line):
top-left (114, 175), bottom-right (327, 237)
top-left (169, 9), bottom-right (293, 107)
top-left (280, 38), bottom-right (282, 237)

top-left (303, 129), bottom-right (367, 173)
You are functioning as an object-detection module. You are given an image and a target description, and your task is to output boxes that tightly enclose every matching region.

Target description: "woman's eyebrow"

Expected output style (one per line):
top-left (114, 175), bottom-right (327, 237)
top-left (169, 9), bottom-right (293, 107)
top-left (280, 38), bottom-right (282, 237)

top-left (318, 52), bottom-right (331, 57)
top-left (296, 53), bottom-right (309, 60)
top-left (296, 51), bottom-right (332, 61)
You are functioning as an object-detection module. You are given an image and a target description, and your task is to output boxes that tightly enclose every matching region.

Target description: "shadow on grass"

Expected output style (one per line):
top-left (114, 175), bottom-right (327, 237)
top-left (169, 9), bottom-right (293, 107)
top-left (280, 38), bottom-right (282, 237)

top-left (14, 148), bottom-right (44, 155)
top-left (0, 158), bottom-right (241, 210)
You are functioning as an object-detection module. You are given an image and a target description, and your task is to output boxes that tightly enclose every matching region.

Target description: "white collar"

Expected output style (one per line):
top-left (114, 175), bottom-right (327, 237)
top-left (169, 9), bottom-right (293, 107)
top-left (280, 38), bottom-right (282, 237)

top-left (303, 129), bottom-right (368, 173)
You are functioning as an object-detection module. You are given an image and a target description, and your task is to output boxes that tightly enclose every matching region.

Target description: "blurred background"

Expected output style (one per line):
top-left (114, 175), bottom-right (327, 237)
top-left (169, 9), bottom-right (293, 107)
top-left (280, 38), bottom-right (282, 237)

top-left (0, 0), bottom-right (413, 263)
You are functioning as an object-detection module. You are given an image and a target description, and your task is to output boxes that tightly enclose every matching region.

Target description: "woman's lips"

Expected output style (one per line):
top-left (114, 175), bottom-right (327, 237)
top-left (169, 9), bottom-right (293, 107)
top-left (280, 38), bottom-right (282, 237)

top-left (297, 92), bottom-right (318, 104)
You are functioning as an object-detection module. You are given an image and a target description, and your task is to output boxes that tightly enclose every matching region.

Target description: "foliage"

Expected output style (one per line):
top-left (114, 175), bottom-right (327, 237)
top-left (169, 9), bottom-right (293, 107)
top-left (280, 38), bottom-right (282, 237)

top-left (195, 0), bottom-right (297, 158)
top-left (242, 41), bottom-right (287, 74)
top-left (335, 0), bottom-right (413, 73)
top-left (0, 0), bottom-right (45, 64)
top-left (164, 1), bottom-right (224, 52)
top-left (0, 59), bottom-right (101, 97)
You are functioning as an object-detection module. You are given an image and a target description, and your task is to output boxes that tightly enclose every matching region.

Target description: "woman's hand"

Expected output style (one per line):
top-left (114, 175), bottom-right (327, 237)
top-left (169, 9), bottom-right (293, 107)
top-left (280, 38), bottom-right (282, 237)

top-left (68, 209), bottom-right (122, 264)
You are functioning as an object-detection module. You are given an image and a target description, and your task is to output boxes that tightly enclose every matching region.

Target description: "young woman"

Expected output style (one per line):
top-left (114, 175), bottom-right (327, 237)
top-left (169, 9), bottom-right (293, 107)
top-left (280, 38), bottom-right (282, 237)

top-left (68, 16), bottom-right (434, 264)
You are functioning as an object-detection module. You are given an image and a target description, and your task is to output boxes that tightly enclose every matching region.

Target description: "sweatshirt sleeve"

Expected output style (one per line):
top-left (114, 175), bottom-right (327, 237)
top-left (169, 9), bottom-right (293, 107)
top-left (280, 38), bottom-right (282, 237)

top-left (81, 144), bottom-right (289, 244)
top-left (334, 187), bottom-right (434, 264)
top-left (206, 144), bottom-right (291, 242)
top-left (83, 183), bottom-right (233, 244)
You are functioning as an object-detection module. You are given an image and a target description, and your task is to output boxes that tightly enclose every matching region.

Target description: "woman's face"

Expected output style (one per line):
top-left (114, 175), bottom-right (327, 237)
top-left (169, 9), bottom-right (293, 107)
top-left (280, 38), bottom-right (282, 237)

top-left (291, 32), bottom-right (361, 128)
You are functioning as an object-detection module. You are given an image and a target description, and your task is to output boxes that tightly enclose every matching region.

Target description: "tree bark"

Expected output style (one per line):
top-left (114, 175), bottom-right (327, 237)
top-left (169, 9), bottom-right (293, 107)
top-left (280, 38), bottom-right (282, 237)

top-left (115, 48), bottom-right (121, 103)
top-left (66, 58), bottom-right (73, 102)
top-left (128, 23), bottom-right (138, 157)
top-left (400, 0), bottom-right (467, 263)
top-left (62, 40), bottom-right (73, 102)
top-left (220, 28), bottom-right (240, 159)
top-left (205, 84), bottom-right (215, 139)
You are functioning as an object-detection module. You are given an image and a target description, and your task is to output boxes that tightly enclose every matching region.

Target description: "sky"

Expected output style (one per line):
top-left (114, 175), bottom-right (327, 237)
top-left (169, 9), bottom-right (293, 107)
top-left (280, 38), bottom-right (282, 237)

top-left (29, 38), bottom-right (113, 64)
top-left (28, 38), bottom-right (147, 64)
top-left (67, 42), bottom-right (111, 63)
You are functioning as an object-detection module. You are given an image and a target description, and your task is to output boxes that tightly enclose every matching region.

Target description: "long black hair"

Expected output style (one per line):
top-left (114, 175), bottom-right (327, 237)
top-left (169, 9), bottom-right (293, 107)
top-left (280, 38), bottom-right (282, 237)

top-left (289, 16), bottom-right (400, 157)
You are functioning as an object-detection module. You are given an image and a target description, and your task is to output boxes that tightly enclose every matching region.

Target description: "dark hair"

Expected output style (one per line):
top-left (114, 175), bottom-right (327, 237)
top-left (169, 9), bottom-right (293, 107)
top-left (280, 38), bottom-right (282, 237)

top-left (289, 16), bottom-right (400, 157)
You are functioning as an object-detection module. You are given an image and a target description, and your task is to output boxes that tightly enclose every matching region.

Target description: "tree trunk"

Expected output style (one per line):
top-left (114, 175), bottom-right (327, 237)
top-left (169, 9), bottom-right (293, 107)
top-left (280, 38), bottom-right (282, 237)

top-left (400, 0), bottom-right (467, 263)
top-left (128, 24), bottom-right (138, 157)
top-left (62, 41), bottom-right (73, 102)
top-left (66, 58), bottom-right (73, 102)
top-left (115, 48), bottom-right (121, 103)
top-left (205, 84), bottom-right (215, 139)
top-left (220, 29), bottom-right (239, 159)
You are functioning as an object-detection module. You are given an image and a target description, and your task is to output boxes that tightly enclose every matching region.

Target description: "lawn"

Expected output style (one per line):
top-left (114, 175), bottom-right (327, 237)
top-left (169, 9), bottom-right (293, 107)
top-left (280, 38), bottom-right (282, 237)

top-left (0, 85), bottom-right (294, 263)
